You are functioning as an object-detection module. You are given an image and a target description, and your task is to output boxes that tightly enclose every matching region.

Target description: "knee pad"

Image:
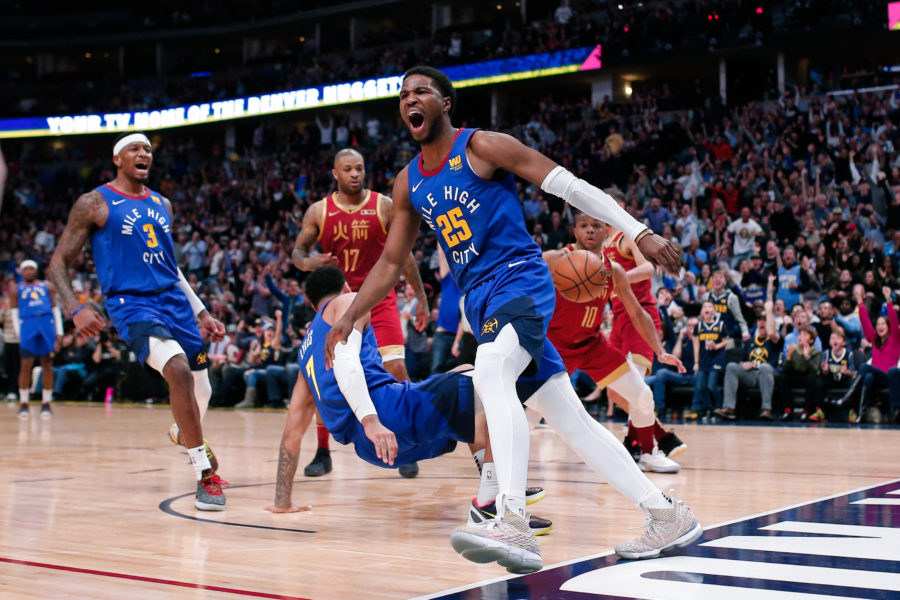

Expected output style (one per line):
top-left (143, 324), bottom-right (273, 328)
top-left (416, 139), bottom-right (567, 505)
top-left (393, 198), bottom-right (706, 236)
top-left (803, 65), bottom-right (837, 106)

top-left (608, 366), bottom-right (655, 427)
top-left (192, 370), bottom-right (212, 420)
top-left (146, 337), bottom-right (185, 374)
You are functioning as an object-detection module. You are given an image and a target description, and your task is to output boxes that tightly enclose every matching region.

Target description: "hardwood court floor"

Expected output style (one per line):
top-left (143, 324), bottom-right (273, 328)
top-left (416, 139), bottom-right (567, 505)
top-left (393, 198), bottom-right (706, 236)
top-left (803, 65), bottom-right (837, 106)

top-left (0, 401), bottom-right (896, 600)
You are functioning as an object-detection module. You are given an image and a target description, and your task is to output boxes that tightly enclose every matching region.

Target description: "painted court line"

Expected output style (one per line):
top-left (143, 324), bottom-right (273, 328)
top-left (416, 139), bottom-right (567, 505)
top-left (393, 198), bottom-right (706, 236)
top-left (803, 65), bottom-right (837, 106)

top-left (409, 478), bottom-right (900, 600)
top-left (0, 557), bottom-right (311, 600)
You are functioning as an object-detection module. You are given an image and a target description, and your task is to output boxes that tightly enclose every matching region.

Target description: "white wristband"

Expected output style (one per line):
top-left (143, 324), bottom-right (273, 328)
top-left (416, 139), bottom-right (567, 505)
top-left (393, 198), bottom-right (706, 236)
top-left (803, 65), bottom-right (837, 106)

top-left (541, 166), bottom-right (647, 240)
top-left (177, 269), bottom-right (206, 316)
top-left (52, 306), bottom-right (63, 336)
top-left (332, 329), bottom-right (378, 422)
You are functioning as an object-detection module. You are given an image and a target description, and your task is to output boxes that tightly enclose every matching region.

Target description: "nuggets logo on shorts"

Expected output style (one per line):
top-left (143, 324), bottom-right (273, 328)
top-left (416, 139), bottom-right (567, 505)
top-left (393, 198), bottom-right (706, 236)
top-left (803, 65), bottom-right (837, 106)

top-left (481, 317), bottom-right (499, 336)
top-left (449, 155), bottom-right (463, 171)
top-left (196, 352), bottom-right (208, 366)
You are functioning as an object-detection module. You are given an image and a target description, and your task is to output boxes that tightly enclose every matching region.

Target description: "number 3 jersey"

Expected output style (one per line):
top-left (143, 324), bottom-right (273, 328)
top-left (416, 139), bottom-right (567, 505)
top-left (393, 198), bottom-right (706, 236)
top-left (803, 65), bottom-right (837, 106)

top-left (406, 128), bottom-right (542, 293)
top-left (91, 184), bottom-right (179, 296)
top-left (318, 190), bottom-right (389, 291)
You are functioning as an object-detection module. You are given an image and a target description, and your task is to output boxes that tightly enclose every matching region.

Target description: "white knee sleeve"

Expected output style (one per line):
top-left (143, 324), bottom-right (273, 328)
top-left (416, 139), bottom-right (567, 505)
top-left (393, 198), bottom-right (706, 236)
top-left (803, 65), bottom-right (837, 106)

top-left (146, 337), bottom-right (186, 374)
top-left (607, 365), bottom-right (655, 428)
top-left (472, 324), bottom-right (533, 514)
top-left (192, 370), bottom-right (211, 421)
top-left (526, 371), bottom-right (662, 514)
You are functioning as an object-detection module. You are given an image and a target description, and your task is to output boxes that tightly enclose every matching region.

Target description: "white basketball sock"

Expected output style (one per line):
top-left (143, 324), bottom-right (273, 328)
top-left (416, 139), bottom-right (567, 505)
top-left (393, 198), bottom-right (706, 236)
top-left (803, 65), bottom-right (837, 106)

top-left (19, 389), bottom-right (28, 405)
top-left (41, 389), bottom-right (52, 404)
top-left (187, 444), bottom-right (212, 480)
top-left (472, 448), bottom-right (486, 474)
top-left (526, 371), bottom-right (667, 516)
top-left (473, 324), bottom-right (533, 518)
top-left (476, 462), bottom-right (500, 506)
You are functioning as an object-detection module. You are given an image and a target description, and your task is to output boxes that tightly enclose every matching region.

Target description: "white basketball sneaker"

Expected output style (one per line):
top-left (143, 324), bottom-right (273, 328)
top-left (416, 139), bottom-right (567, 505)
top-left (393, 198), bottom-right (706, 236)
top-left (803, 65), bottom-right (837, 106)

top-left (639, 447), bottom-right (681, 473)
top-left (615, 490), bottom-right (703, 559)
top-left (451, 509), bottom-right (542, 574)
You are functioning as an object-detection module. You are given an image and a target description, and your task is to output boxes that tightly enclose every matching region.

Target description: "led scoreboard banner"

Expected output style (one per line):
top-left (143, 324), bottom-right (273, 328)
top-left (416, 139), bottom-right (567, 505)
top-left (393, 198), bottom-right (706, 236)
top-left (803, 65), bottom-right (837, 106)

top-left (0, 45), bottom-right (602, 139)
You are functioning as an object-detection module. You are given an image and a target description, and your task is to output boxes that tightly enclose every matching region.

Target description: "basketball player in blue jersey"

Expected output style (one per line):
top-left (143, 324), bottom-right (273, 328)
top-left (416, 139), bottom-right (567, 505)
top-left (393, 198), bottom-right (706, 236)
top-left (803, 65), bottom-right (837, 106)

top-left (325, 67), bottom-right (701, 573)
top-left (9, 259), bottom-right (63, 420)
top-left (48, 132), bottom-right (229, 511)
top-left (267, 266), bottom-right (552, 535)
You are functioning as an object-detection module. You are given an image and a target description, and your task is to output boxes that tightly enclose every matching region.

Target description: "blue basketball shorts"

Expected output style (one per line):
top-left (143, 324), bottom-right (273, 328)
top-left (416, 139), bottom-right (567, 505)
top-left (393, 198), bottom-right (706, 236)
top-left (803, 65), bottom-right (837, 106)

top-left (105, 286), bottom-right (206, 371)
top-left (463, 258), bottom-right (566, 401)
top-left (351, 370), bottom-right (476, 468)
top-left (19, 315), bottom-right (56, 359)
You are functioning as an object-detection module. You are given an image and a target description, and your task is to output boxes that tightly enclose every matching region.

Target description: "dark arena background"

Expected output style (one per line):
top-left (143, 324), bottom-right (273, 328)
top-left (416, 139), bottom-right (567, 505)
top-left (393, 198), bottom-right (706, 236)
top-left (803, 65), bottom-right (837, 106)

top-left (1, 1), bottom-right (899, 599)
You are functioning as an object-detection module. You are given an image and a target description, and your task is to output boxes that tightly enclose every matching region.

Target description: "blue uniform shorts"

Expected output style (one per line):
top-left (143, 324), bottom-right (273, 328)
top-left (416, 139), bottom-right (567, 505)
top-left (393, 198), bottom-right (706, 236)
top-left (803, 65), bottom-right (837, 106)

top-left (105, 286), bottom-right (206, 371)
top-left (464, 258), bottom-right (566, 402)
top-left (20, 315), bottom-right (56, 359)
top-left (351, 370), bottom-right (476, 468)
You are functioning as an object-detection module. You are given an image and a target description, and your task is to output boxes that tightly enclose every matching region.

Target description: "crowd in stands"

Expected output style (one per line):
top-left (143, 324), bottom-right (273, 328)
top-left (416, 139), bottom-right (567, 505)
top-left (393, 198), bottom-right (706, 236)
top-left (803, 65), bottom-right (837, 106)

top-left (3, 0), bottom-right (891, 119)
top-left (3, 22), bottom-right (900, 424)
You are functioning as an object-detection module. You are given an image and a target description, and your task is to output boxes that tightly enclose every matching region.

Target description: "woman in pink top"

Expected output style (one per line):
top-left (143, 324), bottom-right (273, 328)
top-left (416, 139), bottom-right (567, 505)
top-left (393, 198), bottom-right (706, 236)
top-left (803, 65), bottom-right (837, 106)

top-left (856, 286), bottom-right (900, 423)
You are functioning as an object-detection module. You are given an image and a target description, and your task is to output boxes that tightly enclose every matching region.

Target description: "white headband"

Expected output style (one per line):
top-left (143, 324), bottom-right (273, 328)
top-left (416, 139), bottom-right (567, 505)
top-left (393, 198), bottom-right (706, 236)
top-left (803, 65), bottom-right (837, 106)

top-left (20, 260), bottom-right (38, 271)
top-left (113, 133), bottom-right (152, 156)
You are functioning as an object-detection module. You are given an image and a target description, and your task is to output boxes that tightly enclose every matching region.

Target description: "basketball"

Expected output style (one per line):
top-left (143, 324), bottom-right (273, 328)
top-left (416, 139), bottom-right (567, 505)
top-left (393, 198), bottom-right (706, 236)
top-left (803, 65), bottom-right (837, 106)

top-left (551, 250), bottom-right (610, 303)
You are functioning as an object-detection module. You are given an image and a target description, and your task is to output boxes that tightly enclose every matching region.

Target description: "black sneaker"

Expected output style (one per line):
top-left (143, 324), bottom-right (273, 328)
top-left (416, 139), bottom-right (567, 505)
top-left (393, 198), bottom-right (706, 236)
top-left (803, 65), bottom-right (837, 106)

top-left (468, 499), bottom-right (553, 536)
top-left (623, 435), bottom-right (642, 462)
top-left (656, 432), bottom-right (686, 458)
top-left (17, 403), bottom-right (29, 420)
top-left (303, 448), bottom-right (332, 477)
top-left (398, 462), bottom-right (419, 478)
top-left (40, 403), bottom-right (52, 420)
top-left (525, 486), bottom-right (545, 505)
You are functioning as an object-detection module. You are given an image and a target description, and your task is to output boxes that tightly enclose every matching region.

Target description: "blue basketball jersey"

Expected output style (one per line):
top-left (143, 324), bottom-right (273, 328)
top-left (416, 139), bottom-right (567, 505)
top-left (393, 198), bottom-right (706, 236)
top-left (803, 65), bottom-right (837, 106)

top-left (90, 184), bottom-right (180, 296)
top-left (298, 304), bottom-right (396, 445)
top-left (406, 128), bottom-right (542, 292)
top-left (18, 281), bottom-right (52, 318)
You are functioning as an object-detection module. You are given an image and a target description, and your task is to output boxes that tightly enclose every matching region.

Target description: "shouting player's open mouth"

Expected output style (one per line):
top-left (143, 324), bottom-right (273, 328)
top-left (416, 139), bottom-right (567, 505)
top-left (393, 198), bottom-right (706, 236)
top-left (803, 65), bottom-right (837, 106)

top-left (408, 110), bottom-right (425, 132)
top-left (134, 161), bottom-right (150, 178)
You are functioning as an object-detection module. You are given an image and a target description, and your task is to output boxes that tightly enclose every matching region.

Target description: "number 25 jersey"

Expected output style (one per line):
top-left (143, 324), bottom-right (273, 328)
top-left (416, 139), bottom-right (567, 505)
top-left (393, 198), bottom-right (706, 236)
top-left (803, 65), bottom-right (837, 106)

top-left (407, 128), bottom-right (542, 292)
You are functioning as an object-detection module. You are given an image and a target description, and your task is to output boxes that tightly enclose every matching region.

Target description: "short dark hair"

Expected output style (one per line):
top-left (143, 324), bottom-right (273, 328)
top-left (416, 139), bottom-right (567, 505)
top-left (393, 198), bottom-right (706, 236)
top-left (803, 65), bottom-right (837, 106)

top-left (403, 66), bottom-right (457, 118)
top-left (305, 266), bottom-right (346, 308)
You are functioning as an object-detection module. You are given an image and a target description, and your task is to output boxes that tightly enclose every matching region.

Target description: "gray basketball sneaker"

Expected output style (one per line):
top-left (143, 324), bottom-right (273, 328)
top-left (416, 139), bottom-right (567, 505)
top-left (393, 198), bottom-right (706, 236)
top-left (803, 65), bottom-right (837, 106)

top-left (195, 474), bottom-right (227, 511)
top-left (451, 509), bottom-right (542, 574)
top-left (614, 489), bottom-right (703, 559)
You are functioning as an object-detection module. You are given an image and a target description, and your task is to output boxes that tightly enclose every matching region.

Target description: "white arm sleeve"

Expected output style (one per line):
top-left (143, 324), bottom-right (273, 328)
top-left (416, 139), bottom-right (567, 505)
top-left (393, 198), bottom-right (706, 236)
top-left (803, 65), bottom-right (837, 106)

top-left (332, 328), bottom-right (378, 422)
top-left (541, 166), bottom-right (648, 240)
top-left (177, 269), bottom-right (206, 316)
top-left (52, 306), bottom-right (63, 336)
top-left (11, 307), bottom-right (20, 338)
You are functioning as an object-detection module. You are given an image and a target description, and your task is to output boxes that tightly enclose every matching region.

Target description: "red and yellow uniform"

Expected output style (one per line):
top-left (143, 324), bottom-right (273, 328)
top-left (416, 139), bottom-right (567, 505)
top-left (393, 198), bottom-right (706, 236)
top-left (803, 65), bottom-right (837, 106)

top-left (547, 246), bottom-right (630, 388)
top-left (602, 231), bottom-right (661, 372)
top-left (318, 190), bottom-right (404, 359)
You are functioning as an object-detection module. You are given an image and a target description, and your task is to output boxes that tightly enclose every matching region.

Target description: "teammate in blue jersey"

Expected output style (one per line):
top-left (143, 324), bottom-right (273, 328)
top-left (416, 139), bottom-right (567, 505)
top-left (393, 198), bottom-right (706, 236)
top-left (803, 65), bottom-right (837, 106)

top-left (265, 266), bottom-right (552, 536)
top-left (9, 259), bottom-right (63, 420)
top-left (48, 132), bottom-right (229, 511)
top-left (324, 67), bottom-right (701, 573)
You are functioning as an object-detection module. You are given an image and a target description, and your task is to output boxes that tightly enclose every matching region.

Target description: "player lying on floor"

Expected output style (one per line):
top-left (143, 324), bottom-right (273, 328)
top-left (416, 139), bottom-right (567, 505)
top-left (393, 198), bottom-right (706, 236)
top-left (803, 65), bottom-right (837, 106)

top-left (265, 266), bottom-right (550, 534)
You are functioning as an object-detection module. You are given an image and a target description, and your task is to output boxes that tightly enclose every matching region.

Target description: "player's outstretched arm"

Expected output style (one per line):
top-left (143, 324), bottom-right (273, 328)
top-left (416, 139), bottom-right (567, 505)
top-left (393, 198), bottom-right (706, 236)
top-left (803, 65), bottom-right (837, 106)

top-left (611, 263), bottom-right (685, 373)
top-left (618, 235), bottom-right (656, 285)
top-left (467, 131), bottom-right (681, 274)
top-left (266, 373), bottom-right (315, 513)
top-left (48, 191), bottom-right (107, 337)
top-left (384, 195), bottom-right (430, 332)
top-left (324, 168), bottom-right (421, 367)
top-left (292, 200), bottom-right (338, 271)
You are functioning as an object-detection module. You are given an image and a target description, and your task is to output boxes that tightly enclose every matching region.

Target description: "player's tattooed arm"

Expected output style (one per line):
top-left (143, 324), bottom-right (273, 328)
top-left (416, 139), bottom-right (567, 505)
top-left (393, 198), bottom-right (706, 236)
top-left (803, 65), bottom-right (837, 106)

top-left (49, 191), bottom-right (107, 316)
top-left (266, 375), bottom-right (314, 513)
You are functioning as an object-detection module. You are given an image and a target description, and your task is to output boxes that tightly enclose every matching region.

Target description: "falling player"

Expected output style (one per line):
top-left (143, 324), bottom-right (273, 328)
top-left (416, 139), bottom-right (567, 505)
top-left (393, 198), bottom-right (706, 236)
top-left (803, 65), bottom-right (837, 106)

top-left (48, 132), bottom-right (228, 511)
top-left (265, 266), bottom-right (551, 535)
top-left (293, 148), bottom-right (429, 479)
top-left (324, 67), bottom-right (701, 573)
top-left (9, 259), bottom-right (63, 420)
top-left (545, 213), bottom-right (684, 473)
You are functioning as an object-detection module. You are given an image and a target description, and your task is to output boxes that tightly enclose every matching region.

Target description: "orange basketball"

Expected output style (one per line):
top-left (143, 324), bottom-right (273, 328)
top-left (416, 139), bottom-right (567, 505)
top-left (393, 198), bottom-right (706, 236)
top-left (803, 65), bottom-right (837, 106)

top-left (551, 249), bottom-right (610, 303)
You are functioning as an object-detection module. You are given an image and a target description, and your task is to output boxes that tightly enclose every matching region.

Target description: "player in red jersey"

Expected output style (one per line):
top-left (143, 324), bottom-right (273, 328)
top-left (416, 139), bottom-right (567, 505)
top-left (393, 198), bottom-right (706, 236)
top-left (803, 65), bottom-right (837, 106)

top-left (545, 212), bottom-right (685, 472)
top-left (293, 148), bottom-right (429, 478)
top-left (601, 190), bottom-right (686, 460)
